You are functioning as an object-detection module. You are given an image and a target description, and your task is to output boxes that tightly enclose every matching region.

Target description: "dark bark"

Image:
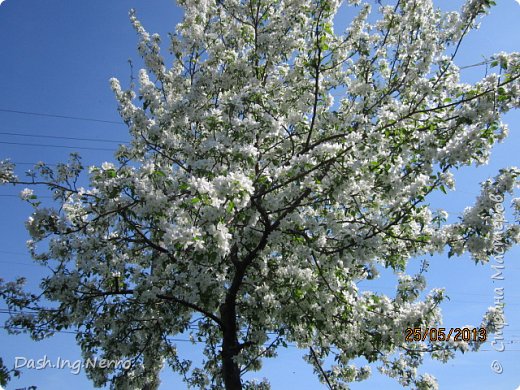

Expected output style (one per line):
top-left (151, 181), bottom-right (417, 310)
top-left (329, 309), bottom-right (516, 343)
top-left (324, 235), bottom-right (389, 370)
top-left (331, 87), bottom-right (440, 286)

top-left (220, 300), bottom-right (243, 390)
top-left (219, 245), bottom-right (257, 390)
top-left (142, 379), bottom-right (160, 390)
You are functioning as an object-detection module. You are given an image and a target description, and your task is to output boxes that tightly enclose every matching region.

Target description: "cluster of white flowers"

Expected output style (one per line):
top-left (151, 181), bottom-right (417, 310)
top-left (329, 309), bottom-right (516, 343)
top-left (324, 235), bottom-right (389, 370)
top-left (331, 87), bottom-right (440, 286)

top-left (0, 159), bottom-right (17, 183)
top-left (1, 0), bottom-right (519, 388)
top-left (19, 188), bottom-right (34, 201)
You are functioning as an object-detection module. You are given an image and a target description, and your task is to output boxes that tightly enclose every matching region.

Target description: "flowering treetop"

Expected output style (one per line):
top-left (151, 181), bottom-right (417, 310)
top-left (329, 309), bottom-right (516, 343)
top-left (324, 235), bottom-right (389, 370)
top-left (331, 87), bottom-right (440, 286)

top-left (1, 0), bottom-right (519, 388)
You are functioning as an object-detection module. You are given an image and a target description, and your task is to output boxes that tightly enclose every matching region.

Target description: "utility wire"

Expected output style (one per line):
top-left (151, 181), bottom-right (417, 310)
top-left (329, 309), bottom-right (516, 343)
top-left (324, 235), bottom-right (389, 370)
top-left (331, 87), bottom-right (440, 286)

top-left (459, 60), bottom-right (492, 70)
top-left (0, 261), bottom-right (41, 267)
top-left (0, 250), bottom-right (32, 255)
top-left (0, 141), bottom-right (119, 151)
top-left (0, 194), bottom-right (53, 198)
top-left (0, 131), bottom-right (126, 144)
top-left (11, 161), bottom-right (58, 166)
top-left (0, 108), bottom-right (125, 125)
top-left (3, 309), bottom-right (520, 334)
top-left (2, 325), bottom-right (520, 351)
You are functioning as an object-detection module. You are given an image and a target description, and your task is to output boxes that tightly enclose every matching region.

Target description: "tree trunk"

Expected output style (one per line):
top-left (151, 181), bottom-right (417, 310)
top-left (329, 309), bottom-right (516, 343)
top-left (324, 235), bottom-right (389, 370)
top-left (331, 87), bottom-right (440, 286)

top-left (142, 335), bottom-right (162, 390)
top-left (142, 380), bottom-right (160, 390)
top-left (220, 301), bottom-right (242, 390)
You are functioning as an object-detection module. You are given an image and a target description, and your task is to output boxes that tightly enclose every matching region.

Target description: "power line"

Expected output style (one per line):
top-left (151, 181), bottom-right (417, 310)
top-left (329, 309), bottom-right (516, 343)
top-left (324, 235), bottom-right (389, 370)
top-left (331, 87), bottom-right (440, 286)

top-left (11, 161), bottom-right (113, 167)
top-left (11, 161), bottom-right (58, 166)
top-left (4, 310), bottom-right (520, 338)
top-left (0, 108), bottom-right (125, 125)
top-left (3, 310), bottom-right (520, 350)
top-left (0, 141), bottom-right (118, 152)
top-left (0, 324), bottom-right (206, 342)
top-left (459, 60), bottom-right (492, 70)
top-left (0, 261), bottom-right (41, 267)
top-left (0, 324), bottom-right (78, 335)
top-left (0, 250), bottom-right (33, 256)
top-left (2, 324), bottom-right (520, 351)
top-left (0, 131), bottom-right (125, 144)
top-left (0, 194), bottom-right (53, 198)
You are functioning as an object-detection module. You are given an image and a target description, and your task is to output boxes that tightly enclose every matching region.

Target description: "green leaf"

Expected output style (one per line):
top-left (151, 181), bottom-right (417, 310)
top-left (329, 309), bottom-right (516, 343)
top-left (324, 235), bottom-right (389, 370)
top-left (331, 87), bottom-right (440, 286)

top-left (106, 169), bottom-right (116, 178)
top-left (323, 22), bottom-right (333, 35)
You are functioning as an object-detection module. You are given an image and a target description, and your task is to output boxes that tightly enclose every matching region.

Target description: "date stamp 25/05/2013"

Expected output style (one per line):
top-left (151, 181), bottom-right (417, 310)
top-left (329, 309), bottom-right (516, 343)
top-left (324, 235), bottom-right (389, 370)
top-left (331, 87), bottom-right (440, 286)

top-left (404, 327), bottom-right (487, 343)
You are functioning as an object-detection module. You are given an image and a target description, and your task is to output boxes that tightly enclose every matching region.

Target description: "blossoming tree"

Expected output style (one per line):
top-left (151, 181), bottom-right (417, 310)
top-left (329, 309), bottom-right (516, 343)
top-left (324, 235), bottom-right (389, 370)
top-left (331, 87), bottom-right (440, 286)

top-left (1, 0), bottom-right (519, 388)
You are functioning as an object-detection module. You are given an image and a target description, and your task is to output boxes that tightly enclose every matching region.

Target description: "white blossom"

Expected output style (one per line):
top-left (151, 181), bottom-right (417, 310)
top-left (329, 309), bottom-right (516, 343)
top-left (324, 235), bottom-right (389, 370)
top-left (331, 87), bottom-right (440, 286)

top-left (1, 1), bottom-right (519, 389)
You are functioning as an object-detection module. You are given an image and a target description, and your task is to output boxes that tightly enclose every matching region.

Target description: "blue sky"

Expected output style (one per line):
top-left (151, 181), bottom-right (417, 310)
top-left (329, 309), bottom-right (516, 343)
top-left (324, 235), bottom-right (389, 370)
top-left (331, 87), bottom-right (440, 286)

top-left (0, 0), bottom-right (519, 389)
